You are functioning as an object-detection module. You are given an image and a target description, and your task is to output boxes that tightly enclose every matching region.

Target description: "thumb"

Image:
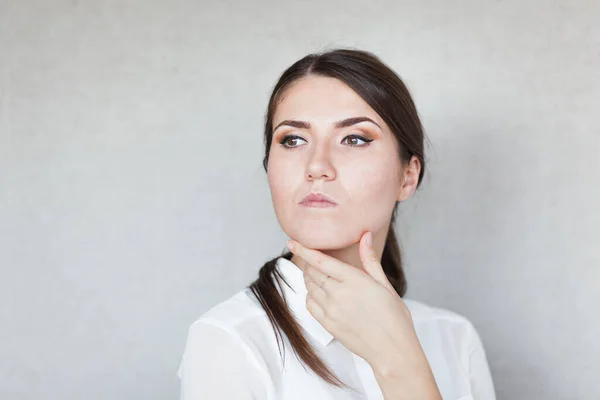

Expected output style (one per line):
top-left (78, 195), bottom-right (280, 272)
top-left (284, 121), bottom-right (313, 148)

top-left (359, 231), bottom-right (395, 292)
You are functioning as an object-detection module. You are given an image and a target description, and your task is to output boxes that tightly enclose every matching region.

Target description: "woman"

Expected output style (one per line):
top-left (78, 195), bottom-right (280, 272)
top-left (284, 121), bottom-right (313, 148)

top-left (178, 48), bottom-right (496, 400)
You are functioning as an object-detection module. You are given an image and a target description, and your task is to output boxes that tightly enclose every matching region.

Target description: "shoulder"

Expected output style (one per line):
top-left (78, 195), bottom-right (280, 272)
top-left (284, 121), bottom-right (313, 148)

top-left (403, 297), bottom-right (481, 348)
top-left (178, 288), bottom-right (273, 388)
top-left (181, 287), bottom-right (271, 358)
top-left (178, 320), bottom-right (271, 399)
top-left (180, 287), bottom-right (264, 356)
top-left (403, 297), bottom-right (474, 325)
top-left (192, 288), bottom-right (266, 329)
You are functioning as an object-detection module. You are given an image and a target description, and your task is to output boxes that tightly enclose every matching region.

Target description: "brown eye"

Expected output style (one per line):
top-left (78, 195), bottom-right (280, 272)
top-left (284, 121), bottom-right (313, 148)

top-left (279, 134), bottom-right (307, 149)
top-left (342, 134), bottom-right (373, 147)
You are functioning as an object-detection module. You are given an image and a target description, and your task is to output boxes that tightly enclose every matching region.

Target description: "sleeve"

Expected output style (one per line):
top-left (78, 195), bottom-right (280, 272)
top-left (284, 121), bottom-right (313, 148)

top-left (465, 321), bottom-right (497, 400)
top-left (177, 321), bottom-right (267, 400)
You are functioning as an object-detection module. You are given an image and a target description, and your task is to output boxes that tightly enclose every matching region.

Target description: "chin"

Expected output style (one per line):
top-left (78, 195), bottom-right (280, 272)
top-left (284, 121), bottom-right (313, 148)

top-left (286, 227), bottom-right (355, 250)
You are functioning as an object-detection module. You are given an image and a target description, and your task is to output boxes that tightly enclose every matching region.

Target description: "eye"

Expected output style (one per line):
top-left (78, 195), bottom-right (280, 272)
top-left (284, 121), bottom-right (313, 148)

top-left (342, 134), bottom-right (373, 147)
top-left (278, 133), bottom-right (374, 149)
top-left (279, 134), bottom-right (307, 149)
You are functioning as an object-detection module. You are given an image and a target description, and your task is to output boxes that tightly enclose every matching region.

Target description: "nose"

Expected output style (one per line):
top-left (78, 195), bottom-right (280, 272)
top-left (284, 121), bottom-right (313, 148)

top-left (305, 142), bottom-right (336, 182)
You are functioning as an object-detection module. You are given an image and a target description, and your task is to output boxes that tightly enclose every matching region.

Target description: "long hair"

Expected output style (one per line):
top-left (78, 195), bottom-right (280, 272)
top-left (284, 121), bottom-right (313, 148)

top-left (247, 48), bottom-right (427, 389)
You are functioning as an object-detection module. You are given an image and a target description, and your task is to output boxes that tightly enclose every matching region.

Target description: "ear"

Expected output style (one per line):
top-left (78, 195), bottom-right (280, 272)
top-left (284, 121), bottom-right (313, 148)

top-left (397, 155), bottom-right (421, 202)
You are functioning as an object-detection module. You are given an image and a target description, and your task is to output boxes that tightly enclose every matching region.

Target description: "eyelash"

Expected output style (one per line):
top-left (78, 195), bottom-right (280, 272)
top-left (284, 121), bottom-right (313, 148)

top-left (278, 134), bottom-right (374, 149)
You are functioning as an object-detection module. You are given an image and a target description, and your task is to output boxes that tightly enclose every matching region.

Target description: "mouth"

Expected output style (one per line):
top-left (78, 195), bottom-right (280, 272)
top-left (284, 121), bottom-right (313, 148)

top-left (299, 192), bottom-right (338, 208)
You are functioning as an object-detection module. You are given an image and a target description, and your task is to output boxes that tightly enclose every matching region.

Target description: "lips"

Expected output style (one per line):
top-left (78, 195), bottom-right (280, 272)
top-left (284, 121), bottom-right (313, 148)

top-left (300, 192), bottom-right (338, 206)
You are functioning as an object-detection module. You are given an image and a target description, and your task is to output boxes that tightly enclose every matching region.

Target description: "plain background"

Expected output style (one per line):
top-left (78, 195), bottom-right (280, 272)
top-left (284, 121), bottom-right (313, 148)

top-left (1, 0), bottom-right (598, 399)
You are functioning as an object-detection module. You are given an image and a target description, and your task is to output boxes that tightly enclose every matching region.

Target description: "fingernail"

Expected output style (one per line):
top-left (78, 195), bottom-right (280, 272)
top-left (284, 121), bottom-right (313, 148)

top-left (365, 232), bottom-right (372, 247)
top-left (286, 241), bottom-right (294, 251)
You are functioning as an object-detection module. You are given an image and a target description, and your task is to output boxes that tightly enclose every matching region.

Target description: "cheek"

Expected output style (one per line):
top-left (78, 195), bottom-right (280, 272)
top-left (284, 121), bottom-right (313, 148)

top-left (351, 155), bottom-right (399, 198)
top-left (345, 155), bottom-right (400, 224)
top-left (267, 158), bottom-right (298, 214)
top-left (267, 169), bottom-right (286, 207)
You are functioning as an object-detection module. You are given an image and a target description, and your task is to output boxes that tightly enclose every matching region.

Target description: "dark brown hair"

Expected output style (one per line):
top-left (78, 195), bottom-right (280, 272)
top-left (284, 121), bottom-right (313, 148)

top-left (247, 47), bottom-right (427, 389)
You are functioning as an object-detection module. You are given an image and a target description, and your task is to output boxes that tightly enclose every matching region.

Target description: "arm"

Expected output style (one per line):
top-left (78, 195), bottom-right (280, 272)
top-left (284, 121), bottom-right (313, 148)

top-left (178, 321), bottom-right (266, 400)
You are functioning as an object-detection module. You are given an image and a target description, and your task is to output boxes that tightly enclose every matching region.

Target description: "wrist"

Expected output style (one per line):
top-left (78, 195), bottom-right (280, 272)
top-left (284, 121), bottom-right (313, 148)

top-left (373, 367), bottom-right (442, 400)
top-left (372, 357), bottom-right (434, 384)
top-left (371, 341), bottom-right (442, 400)
top-left (370, 333), bottom-right (428, 380)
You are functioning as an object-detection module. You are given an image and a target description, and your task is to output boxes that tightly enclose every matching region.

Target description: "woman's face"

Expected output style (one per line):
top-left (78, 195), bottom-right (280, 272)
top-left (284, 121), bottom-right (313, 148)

top-left (267, 75), bottom-right (410, 250)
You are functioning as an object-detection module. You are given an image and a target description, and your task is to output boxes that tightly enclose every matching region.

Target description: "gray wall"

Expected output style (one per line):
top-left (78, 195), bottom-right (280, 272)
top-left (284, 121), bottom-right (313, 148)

top-left (1, 0), bottom-right (598, 399)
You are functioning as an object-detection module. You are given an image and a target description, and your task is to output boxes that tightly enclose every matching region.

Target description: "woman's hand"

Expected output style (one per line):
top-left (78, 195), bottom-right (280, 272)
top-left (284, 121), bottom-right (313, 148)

top-left (286, 231), bottom-right (441, 398)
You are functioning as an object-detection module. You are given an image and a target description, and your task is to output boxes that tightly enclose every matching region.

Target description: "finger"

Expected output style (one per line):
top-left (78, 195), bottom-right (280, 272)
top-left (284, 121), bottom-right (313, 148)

top-left (286, 240), bottom-right (357, 282)
top-left (304, 270), bottom-right (329, 309)
top-left (304, 264), bottom-right (339, 294)
top-left (306, 295), bottom-right (325, 322)
top-left (359, 231), bottom-right (395, 292)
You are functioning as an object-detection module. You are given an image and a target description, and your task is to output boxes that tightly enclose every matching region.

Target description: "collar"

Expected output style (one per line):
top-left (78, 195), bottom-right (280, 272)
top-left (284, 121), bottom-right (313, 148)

top-left (275, 256), bottom-right (335, 347)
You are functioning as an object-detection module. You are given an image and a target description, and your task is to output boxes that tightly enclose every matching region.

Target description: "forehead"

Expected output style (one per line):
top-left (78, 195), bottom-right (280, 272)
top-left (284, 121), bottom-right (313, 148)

top-left (273, 75), bottom-right (382, 126)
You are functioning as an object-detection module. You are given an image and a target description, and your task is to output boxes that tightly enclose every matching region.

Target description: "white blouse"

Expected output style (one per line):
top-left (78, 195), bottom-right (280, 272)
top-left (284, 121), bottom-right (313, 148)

top-left (177, 256), bottom-right (496, 399)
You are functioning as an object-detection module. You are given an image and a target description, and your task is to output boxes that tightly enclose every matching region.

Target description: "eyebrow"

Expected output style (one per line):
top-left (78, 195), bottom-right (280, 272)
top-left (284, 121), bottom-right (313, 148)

top-left (272, 116), bottom-right (382, 133)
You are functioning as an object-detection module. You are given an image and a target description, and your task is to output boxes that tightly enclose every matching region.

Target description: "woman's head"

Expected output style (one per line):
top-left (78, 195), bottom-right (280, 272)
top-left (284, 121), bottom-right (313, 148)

top-left (249, 48), bottom-right (427, 389)
top-left (263, 49), bottom-right (426, 254)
